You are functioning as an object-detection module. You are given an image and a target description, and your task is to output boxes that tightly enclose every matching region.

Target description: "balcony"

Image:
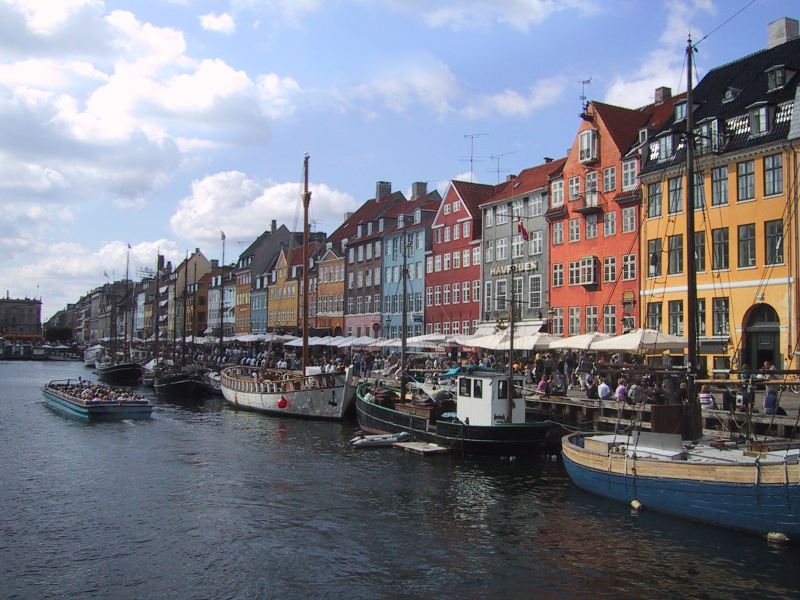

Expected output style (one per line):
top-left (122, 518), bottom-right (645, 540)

top-left (573, 192), bottom-right (603, 215)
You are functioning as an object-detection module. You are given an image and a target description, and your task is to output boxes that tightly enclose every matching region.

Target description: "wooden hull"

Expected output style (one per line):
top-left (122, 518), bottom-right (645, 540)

top-left (356, 389), bottom-right (548, 456)
top-left (43, 386), bottom-right (152, 421)
top-left (561, 433), bottom-right (800, 538)
top-left (153, 372), bottom-right (207, 398)
top-left (96, 362), bottom-right (143, 386)
top-left (220, 366), bottom-right (355, 420)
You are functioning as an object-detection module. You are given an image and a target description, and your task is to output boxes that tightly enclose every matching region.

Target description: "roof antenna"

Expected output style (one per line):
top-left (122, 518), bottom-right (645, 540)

top-left (462, 133), bottom-right (487, 183)
top-left (488, 151), bottom-right (517, 184)
top-left (579, 76), bottom-right (592, 114)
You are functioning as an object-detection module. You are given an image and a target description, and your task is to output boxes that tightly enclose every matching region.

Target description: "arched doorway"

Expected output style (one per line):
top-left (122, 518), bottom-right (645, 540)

top-left (742, 304), bottom-right (781, 369)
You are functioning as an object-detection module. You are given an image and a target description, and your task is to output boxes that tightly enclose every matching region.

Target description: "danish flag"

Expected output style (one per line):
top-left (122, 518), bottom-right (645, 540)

top-left (517, 216), bottom-right (529, 241)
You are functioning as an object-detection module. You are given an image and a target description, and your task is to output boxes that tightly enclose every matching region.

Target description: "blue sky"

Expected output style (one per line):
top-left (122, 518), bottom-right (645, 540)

top-left (0, 0), bottom-right (796, 318)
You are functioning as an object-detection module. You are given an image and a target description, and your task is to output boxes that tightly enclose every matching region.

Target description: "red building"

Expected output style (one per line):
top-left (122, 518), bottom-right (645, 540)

top-left (425, 181), bottom-right (499, 336)
top-left (547, 89), bottom-right (683, 337)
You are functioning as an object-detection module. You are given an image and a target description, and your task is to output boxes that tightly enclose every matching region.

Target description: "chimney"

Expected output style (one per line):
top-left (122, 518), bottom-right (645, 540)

top-left (195, 247), bottom-right (200, 255)
top-left (271, 219), bottom-right (277, 233)
top-left (654, 86), bottom-right (672, 105)
top-left (768, 17), bottom-right (799, 48)
top-left (211, 259), bottom-right (218, 268)
top-left (375, 181), bottom-right (391, 201)
top-left (343, 211), bottom-right (354, 222)
top-left (543, 157), bottom-right (553, 163)
top-left (506, 174), bottom-right (517, 182)
top-left (411, 181), bottom-right (427, 200)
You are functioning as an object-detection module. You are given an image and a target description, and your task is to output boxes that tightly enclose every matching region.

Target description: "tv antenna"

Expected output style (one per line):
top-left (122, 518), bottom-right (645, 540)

top-left (579, 76), bottom-right (592, 111)
top-left (488, 151), bottom-right (517, 184)
top-left (462, 133), bottom-right (487, 183)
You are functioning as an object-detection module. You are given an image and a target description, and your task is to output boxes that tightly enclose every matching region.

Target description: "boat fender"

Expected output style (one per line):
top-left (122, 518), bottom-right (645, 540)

top-left (767, 532), bottom-right (790, 544)
top-left (630, 499), bottom-right (643, 511)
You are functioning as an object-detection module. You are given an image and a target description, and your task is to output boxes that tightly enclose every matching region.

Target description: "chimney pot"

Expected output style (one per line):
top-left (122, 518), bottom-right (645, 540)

top-left (376, 181), bottom-right (391, 201)
top-left (768, 17), bottom-right (799, 48)
top-left (411, 181), bottom-right (427, 200)
top-left (271, 219), bottom-right (277, 233)
top-left (654, 86), bottom-right (672, 105)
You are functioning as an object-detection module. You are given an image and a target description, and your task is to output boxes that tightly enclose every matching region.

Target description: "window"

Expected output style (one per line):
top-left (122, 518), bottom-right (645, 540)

top-left (365, 243), bottom-right (372, 260)
top-left (511, 199), bottom-right (523, 218)
top-left (552, 222), bottom-right (564, 245)
top-left (472, 246), bottom-right (480, 265)
top-left (580, 256), bottom-right (597, 285)
top-left (452, 200), bottom-right (460, 211)
top-left (529, 194), bottom-right (543, 216)
top-left (674, 101), bottom-right (686, 121)
top-left (569, 307), bottom-right (581, 335)
top-left (668, 234), bottom-right (683, 275)
top-left (647, 182), bottom-right (662, 218)
top-left (549, 181), bottom-right (562, 208)
top-left (434, 255), bottom-right (442, 272)
top-left (586, 305), bottom-right (598, 332)
top-left (658, 134), bottom-right (673, 160)
top-left (668, 300), bottom-right (684, 336)
top-left (622, 254), bottom-right (636, 280)
top-left (648, 239), bottom-right (662, 277)
top-left (495, 279), bottom-right (507, 311)
top-left (750, 104), bottom-right (770, 135)
top-left (585, 172), bottom-right (598, 206)
top-left (569, 176), bottom-right (580, 200)
top-left (603, 305), bottom-right (617, 334)
top-left (706, 169), bottom-right (726, 210)
top-left (473, 280), bottom-right (480, 303)
top-left (712, 297), bottom-right (730, 336)
top-left (604, 256), bottom-right (617, 282)
top-left (586, 215), bottom-right (598, 239)
top-left (579, 129), bottom-right (598, 162)
top-left (513, 276), bottom-right (523, 308)
top-left (622, 160), bottom-right (637, 191)
top-left (463, 221), bottom-right (471, 237)
top-left (426, 257), bottom-right (433, 273)
top-left (443, 203), bottom-right (451, 215)
top-left (668, 177), bottom-right (682, 214)
top-left (569, 218), bottom-right (580, 243)
top-left (443, 253), bottom-right (451, 271)
top-left (603, 166), bottom-right (617, 192)
top-left (434, 286), bottom-right (441, 305)
top-left (426, 287), bottom-right (432, 307)
top-left (453, 251), bottom-right (460, 269)
top-left (712, 228), bottom-right (729, 270)
top-left (348, 248), bottom-right (355, 264)
top-left (496, 238), bottom-right (508, 260)
top-left (647, 302), bottom-right (662, 330)
top-left (552, 263), bottom-right (564, 287)
top-left (484, 240), bottom-right (493, 263)
top-left (551, 308), bottom-right (564, 336)
top-left (512, 234), bottom-right (524, 258)
top-left (453, 223), bottom-right (460, 240)
top-left (444, 226), bottom-right (450, 242)
top-left (622, 312), bottom-right (635, 332)
top-left (695, 119), bottom-right (719, 155)
top-left (529, 230), bottom-right (543, 255)
top-left (496, 205), bottom-right (509, 224)
top-left (462, 282), bottom-right (469, 304)
top-left (764, 154), bottom-right (783, 196)
top-left (693, 172), bottom-right (705, 209)
top-left (622, 207), bottom-right (636, 233)
top-left (604, 211), bottom-right (616, 236)
top-left (738, 223), bottom-right (756, 268)
top-left (485, 208), bottom-right (494, 227)
top-left (697, 298), bottom-right (706, 337)
top-left (695, 231), bottom-right (706, 272)
top-left (737, 160), bottom-right (755, 201)
top-left (765, 219), bottom-right (784, 265)
top-left (484, 281), bottom-right (492, 312)
top-left (435, 229), bottom-right (442, 244)
top-left (443, 284), bottom-right (450, 305)
top-left (462, 249), bottom-right (470, 267)
top-left (767, 67), bottom-right (786, 91)
top-left (568, 261), bottom-right (580, 286)
top-left (529, 275), bottom-right (542, 308)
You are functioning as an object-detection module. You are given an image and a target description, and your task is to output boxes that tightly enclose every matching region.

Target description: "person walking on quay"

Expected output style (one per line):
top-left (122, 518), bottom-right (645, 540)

top-left (576, 351), bottom-right (593, 392)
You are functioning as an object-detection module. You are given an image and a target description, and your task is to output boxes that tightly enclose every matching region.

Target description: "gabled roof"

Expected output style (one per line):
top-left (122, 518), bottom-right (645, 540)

top-left (450, 180), bottom-right (501, 217)
top-left (328, 191), bottom-right (406, 243)
top-left (286, 241), bottom-right (325, 269)
top-left (592, 94), bottom-right (686, 156)
top-left (484, 157), bottom-right (567, 205)
top-left (380, 191), bottom-right (442, 236)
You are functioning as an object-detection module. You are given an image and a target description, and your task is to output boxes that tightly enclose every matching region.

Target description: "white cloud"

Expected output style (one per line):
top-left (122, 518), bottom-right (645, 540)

top-left (199, 12), bottom-right (236, 35)
top-left (231, 0), bottom-right (322, 28)
top-left (462, 75), bottom-right (566, 119)
top-left (169, 171), bottom-right (358, 245)
top-left (604, 0), bottom-right (715, 107)
top-left (5, 0), bottom-right (103, 33)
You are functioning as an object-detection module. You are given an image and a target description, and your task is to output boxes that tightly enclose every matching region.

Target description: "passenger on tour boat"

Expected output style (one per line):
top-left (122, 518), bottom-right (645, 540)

top-left (698, 384), bottom-right (717, 409)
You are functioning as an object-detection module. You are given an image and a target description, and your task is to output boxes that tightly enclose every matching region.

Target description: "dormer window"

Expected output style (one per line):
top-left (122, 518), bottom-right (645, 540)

top-left (650, 133), bottom-right (674, 162)
top-left (356, 224), bottom-right (363, 238)
top-left (722, 87), bottom-right (741, 103)
top-left (638, 128), bottom-right (648, 144)
top-left (694, 118), bottom-right (719, 155)
top-left (674, 101), bottom-right (686, 121)
top-left (767, 66), bottom-right (786, 91)
top-left (367, 222), bottom-right (373, 235)
top-left (748, 102), bottom-right (771, 136)
top-left (579, 129), bottom-right (598, 163)
top-left (378, 218), bottom-right (384, 232)
top-left (414, 209), bottom-right (421, 224)
top-left (398, 215), bottom-right (405, 228)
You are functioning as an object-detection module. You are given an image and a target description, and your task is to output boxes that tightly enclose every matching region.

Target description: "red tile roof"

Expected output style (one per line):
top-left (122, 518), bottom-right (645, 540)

top-left (327, 191), bottom-right (406, 242)
top-left (592, 92), bottom-right (687, 154)
top-left (485, 157), bottom-right (567, 204)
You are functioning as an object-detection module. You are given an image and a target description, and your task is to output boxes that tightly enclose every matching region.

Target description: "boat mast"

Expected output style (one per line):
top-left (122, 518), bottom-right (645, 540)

top-left (153, 252), bottom-right (160, 361)
top-left (219, 231), bottom-right (225, 358)
top-left (507, 202), bottom-right (515, 423)
top-left (181, 251), bottom-right (189, 366)
top-left (302, 154), bottom-right (311, 373)
top-left (685, 36), bottom-right (700, 438)
top-left (124, 245), bottom-right (130, 361)
top-left (400, 217), bottom-right (408, 403)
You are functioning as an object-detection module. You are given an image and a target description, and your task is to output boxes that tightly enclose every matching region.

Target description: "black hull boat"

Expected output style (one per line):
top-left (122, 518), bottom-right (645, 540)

top-left (153, 370), bottom-right (207, 398)
top-left (96, 361), bottom-right (143, 386)
top-left (356, 370), bottom-right (549, 456)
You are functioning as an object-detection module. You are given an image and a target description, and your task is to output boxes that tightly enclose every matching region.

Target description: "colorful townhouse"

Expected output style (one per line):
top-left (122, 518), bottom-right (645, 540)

top-left (547, 90), bottom-right (682, 338)
top-left (315, 242), bottom-right (346, 337)
top-left (267, 242), bottom-right (324, 335)
top-left (640, 18), bottom-right (800, 371)
top-left (425, 181), bottom-right (495, 336)
top-left (381, 184), bottom-right (440, 339)
top-left (480, 158), bottom-right (566, 336)
top-left (344, 183), bottom-right (406, 338)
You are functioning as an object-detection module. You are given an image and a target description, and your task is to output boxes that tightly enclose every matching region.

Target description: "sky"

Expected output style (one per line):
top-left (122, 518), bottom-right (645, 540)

top-left (1, 0), bottom-right (797, 319)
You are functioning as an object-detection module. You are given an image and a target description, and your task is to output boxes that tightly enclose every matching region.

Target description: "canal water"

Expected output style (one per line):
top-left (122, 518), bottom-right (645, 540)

top-left (2, 360), bottom-right (799, 599)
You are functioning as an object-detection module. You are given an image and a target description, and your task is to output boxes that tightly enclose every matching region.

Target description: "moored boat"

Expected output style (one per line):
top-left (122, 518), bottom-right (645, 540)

top-left (221, 365), bottom-right (355, 419)
top-left (153, 368), bottom-right (207, 398)
top-left (96, 356), bottom-right (143, 386)
top-left (562, 431), bottom-right (800, 539)
top-left (43, 379), bottom-right (153, 420)
top-left (356, 368), bottom-right (550, 456)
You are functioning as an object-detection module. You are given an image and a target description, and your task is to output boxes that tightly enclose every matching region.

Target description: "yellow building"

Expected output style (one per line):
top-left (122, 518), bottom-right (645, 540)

top-left (639, 24), bottom-right (799, 370)
top-left (267, 248), bottom-right (297, 332)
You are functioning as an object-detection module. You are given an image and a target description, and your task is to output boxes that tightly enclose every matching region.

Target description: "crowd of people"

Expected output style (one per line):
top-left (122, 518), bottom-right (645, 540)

top-left (50, 379), bottom-right (149, 404)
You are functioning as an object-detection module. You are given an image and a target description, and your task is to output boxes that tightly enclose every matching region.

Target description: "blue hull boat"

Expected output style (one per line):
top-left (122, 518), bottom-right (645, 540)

top-left (43, 379), bottom-right (153, 421)
top-left (562, 432), bottom-right (800, 540)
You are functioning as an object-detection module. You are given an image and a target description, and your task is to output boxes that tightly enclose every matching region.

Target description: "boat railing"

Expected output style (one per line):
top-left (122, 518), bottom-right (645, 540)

top-left (222, 366), bottom-right (340, 395)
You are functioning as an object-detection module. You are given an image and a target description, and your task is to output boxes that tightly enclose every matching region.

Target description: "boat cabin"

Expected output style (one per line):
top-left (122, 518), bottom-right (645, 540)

top-left (456, 373), bottom-right (526, 426)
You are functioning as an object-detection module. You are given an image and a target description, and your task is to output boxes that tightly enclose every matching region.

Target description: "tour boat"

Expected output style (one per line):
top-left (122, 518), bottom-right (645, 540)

top-left (43, 379), bottom-right (153, 420)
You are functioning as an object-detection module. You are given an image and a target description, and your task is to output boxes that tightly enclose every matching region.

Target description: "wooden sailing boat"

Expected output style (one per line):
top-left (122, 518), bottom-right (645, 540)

top-left (561, 37), bottom-right (800, 540)
top-left (219, 155), bottom-right (356, 419)
top-left (96, 246), bottom-right (143, 386)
